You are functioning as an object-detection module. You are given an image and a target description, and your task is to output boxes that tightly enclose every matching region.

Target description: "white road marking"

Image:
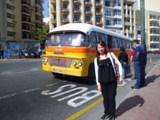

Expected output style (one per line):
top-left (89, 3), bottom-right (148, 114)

top-left (0, 68), bottom-right (41, 75)
top-left (24, 87), bottom-right (41, 93)
top-left (67, 90), bottom-right (101, 108)
top-left (0, 93), bottom-right (17, 100)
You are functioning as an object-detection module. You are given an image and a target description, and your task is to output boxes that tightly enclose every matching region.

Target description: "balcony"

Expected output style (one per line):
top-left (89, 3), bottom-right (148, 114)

top-left (150, 19), bottom-right (159, 22)
top-left (124, 0), bottom-right (134, 4)
top-left (150, 26), bottom-right (159, 29)
top-left (50, 0), bottom-right (56, 4)
top-left (51, 8), bottom-right (56, 14)
top-left (114, 15), bottom-right (122, 19)
top-left (62, 19), bottom-right (69, 23)
top-left (150, 41), bottom-right (160, 44)
top-left (73, 19), bottom-right (81, 23)
top-left (96, 12), bottom-right (102, 16)
top-left (96, 21), bottom-right (102, 26)
top-left (73, 9), bottom-right (81, 14)
top-left (124, 22), bottom-right (130, 26)
top-left (22, 1), bottom-right (31, 7)
top-left (73, 0), bottom-right (80, 4)
top-left (62, 0), bottom-right (69, 3)
top-left (95, 2), bottom-right (101, 7)
top-left (85, 20), bottom-right (92, 24)
top-left (62, 8), bottom-right (69, 13)
top-left (150, 33), bottom-right (160, 36)
top-left (85, 10), bottom-right (92, 15)
top-left (85, 1), bottom-right (92, 6)
top-left (105, 6), bottom-right (114, 10)
top-left (51, 18), bottom-right (56, 24)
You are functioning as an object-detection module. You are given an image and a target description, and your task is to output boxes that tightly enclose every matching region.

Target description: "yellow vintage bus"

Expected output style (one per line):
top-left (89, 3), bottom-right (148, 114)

top-left (42, 23), bottom-right (131, 82)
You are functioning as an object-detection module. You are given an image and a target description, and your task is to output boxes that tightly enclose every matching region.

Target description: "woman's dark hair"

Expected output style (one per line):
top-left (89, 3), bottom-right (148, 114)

top-left (120, 46), bottom-right (125, 52)
top-left (96, 40), bottom-right (107, 56)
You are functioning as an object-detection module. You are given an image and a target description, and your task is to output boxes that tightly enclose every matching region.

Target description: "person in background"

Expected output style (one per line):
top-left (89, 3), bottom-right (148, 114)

top-left (0, 45), bottom-right (4, 59)
top-left (94, 41), bottom-right (123, 120)
top-left (130, 46), bottom-right (136, 80)
top-left (131, 40), bottom-right (143, 89)
top-left (118, 47), bottom-right (129, 79)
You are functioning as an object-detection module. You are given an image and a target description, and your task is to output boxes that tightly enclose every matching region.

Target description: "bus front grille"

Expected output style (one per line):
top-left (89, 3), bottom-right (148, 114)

top-left (48, 58), bottom-right (71, 68)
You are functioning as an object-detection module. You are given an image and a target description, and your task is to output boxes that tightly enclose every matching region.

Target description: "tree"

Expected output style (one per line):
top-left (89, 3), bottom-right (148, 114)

top-left (31, 26), bottom-right (49, 43)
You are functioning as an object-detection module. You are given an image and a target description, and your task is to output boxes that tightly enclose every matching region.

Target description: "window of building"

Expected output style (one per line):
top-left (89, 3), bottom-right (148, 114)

top-left (7, 31), bottom-right (14, 37)
top-left (114, 19), bottom-right (121, 25)
top-left (105, 20), bottom-right (112, 25)
top-left (85, 16), bottom-right (91, 22)
top-left (96, 7), bottom-right (101, 13)
top-left (63, 14), bottom-right (68, 20)
top-left (105, 10), bottom-right (112, 16)
top-left (105, 1), bottom-right (110, 7)
top-left (7, 22), bottom-right (14, 28)
top-left (114, 9), bottom-right (121, 15)
top-left (7, 13), bottom-right (14, 19)
top-left (63, 4), bottom-right (68, 10)
top-left (6, 4), bottom-right (14, 10)
top-left (96, 17), bottom-right (100, 22)
top-left (73, 5), bottom-right (80, 11)
top-left (74, 15), bottom-right (80, 21)
top-left (85, 7), bottom-right (91, 12)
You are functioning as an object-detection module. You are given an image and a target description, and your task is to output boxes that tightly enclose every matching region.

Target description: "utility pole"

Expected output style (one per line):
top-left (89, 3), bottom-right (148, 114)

top-left (140, 0), bottom-right (147, 86)
top-left (140, 0), bottom-right (146, 52)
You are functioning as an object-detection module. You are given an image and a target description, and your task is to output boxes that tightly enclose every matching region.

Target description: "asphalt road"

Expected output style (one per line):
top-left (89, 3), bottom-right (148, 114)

top-left (0, 54), bottom-right (159, 120)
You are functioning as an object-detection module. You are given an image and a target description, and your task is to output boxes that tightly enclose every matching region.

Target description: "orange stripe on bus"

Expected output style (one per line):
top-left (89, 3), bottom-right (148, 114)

top-left (45, 46), bottom-right (96, 53)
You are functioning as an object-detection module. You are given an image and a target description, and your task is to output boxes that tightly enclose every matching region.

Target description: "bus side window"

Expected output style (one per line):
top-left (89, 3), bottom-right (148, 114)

top-left (122, 39), bottom-right (126, 48)
top-left (118, 38), bottom-right (122, 48)
top-left (107, 35), bottom-right (112, 48)
top-left (112, 37), bottom-right (118, 49)
top-left (97, 33), bottom-right (106, 43)
top-left (89, 32), bottom-right (97, 47)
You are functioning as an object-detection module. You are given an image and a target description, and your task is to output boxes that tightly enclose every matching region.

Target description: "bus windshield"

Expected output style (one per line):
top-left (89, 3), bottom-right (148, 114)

top-left (48, 32), bottom-right (87, 47)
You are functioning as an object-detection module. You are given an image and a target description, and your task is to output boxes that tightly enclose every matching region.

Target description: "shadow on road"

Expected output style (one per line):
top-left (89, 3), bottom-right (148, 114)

top-left (116, 95), bottom-right (145, 118)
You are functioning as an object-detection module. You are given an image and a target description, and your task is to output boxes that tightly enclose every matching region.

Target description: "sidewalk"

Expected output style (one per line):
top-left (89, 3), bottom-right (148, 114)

top-left (76, 63), bottom-right (160, 120)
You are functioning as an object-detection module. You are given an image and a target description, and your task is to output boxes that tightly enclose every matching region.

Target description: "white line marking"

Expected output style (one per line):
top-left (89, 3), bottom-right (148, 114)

top-left (0, 93), bottom-right (17, 100)
top-left (24, 87), bottom-right (40, 93)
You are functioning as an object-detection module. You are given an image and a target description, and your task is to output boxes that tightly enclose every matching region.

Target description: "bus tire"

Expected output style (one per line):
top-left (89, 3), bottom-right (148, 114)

top-left (52, 72), bottom-right (63, 79)
top-left (84, 63), bottom-right (96, 84)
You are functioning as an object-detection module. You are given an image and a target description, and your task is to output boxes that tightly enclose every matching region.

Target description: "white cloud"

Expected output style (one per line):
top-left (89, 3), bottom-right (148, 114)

top-left (43, 17), bottom-right (49, 24)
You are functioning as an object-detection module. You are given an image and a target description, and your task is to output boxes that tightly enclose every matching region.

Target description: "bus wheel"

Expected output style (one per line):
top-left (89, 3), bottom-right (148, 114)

top-left (84, 64), bottom-right (96, 84)
top-left (52, 72), bottom-right (63, 79)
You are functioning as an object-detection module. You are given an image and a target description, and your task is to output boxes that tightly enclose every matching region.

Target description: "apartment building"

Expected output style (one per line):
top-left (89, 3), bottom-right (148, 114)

top-left (123, 0), bottom-right (136, 40)
top-left (0, 0), bottom-right (43, 56)
top-left (49, 0), bottom-right (105, 31)
top-left (104, 0), bottom-right (123, 34)
top-left (146, 11), bottom-right (160, 51)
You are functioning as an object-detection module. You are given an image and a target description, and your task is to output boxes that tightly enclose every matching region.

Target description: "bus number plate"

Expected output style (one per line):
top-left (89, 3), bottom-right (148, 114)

top-left (53, 68), bottom-right (62, 73)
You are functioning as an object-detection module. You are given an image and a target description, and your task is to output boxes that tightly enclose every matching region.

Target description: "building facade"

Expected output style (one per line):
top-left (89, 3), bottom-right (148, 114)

top-left (49, 0), bottom-right (137, 40)
top-left (104, 0), bottom-right (123, 34)
top-left (146, 11), bottom-right (160, 51)
top-left (0, 0), bottom-right (43, 56)
top-left (49, 0), bottom-right (105, 31)
top-left (0, 0), bottom-right (43, 44)
top-left (123, 0), bottom-right (136, 40)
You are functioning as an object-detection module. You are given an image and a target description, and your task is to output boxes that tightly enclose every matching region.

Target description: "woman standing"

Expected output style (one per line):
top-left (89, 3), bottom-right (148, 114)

top-left (94, 41), bottom-right (123, 120)
top-left (118, 47), bottom-right (129, 79)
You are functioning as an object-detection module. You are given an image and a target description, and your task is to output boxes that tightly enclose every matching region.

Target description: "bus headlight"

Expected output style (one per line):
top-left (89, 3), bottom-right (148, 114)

top-left (72, 60), bottom-right (77, 66)
top-left (77, 61), bottom-right (82, 67)
top-left (42, 58), bottom-right (48, 63)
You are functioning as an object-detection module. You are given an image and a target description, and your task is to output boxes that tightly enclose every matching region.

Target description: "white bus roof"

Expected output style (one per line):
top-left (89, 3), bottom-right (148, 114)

top-left (49, 23), bottom-right (130, 40)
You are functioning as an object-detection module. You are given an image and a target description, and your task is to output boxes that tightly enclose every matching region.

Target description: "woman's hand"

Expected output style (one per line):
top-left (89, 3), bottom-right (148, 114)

top-left (97, 85), bottom-right (101, 92)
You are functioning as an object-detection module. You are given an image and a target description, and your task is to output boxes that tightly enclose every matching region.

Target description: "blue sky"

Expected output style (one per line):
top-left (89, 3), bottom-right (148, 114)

top-left (42, 0), bottom-right (49, 18)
